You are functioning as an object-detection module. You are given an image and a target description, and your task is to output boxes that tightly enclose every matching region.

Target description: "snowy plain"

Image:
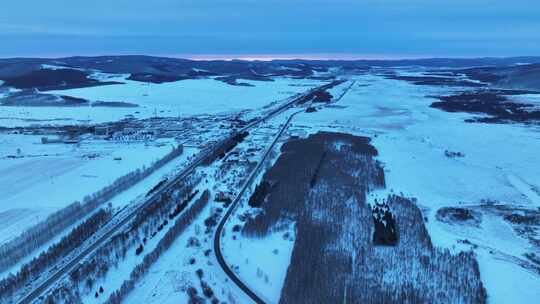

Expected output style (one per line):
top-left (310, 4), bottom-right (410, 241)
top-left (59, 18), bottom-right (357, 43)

top-left (293, 74), bottom-right (540, 303)
top-left (0, 135), bottom-right (184, 244)
top-left (0, 75), bottom-right (321, 128)
top-left (1, 67), bottom-right (539, 303)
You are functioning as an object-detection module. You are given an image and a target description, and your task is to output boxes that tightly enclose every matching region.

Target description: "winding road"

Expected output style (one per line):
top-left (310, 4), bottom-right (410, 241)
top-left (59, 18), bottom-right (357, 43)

top-left (213, 110), bottom-right (301, 304)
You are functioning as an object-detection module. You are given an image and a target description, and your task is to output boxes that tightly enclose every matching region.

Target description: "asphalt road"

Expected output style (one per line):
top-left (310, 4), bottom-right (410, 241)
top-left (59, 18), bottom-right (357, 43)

top-left (16, 81), bottom-right (339, 304)
top-left (213, 110), bottom-right (302, 304)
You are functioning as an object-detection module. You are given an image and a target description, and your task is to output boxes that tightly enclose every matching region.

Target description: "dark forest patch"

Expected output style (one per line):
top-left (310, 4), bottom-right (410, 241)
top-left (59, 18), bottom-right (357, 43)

top-left (215, 72), bottom-right (274, 86)
top-left (0, 69), bottom-right (122, 91)
top-left (91, 101), bottom-right (139, 108)
top-left (127, 73), bottom-right (193, 83)
top-left (430, 89), bottom-right (540, 123)
top-left (248, 181), bottom-right (274, 208)
top-left (423, 71), bottom-right (462, 77)
top-left (386, 74), bottom-right (486, 87)
top-left (242, 131), bottom-right (381, 237)
top-left (241, 131), bottom-right (486, 304)
top-left (215, 77), bottom-right (255, 87)
top-left (436, 207), bottom-right (482, 226)
top-left (458, 64), bottom-right (540, 91)
top-left (311, 90), bottom-right (333, 103)
top-left (372, 200), bottom-right (398, 245)
top-left (0, 91), bottom-right (89, 107)
top-left (295, 80), bottom-right (345, 104)
top-left (202, 131), bottom-right (249, 165)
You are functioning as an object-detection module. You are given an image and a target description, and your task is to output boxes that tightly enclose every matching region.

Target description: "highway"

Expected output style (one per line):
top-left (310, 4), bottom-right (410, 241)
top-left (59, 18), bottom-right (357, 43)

top-left (16, 80), bottom-right (344, 304)
top-left (16, 146), bottom-right (211, 304)
top-left (334, 80), bottom-right (356, 102)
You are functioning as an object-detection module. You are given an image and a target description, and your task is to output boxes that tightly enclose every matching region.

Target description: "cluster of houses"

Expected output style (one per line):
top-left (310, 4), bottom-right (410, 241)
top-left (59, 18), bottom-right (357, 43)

top-left (37, 114), bottom-right (246, 147)
top-left (111, 128), bottom-right (157, 142)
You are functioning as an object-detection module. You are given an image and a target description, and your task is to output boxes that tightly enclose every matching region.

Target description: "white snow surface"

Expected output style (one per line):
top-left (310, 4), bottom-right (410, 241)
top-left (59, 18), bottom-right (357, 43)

top-left (0, 76), bottom-right (321, 127)
top-left (3, 72), bottom-right (540, 303)
top-left (222, 222), bottom-right (295, 303)
top-left (293, 74), bottom-right (540, 303)
top-left (0, 135), bottom-right (185, 245)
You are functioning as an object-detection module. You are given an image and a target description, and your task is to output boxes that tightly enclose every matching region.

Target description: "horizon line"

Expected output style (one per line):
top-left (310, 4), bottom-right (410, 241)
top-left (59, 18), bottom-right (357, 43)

top-left (0, 53), bottom-right (538, 61)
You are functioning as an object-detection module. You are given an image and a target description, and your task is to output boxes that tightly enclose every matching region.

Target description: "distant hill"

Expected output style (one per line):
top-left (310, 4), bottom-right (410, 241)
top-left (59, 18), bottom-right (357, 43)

top-left (1, 55), bottom-right (540, 90)
top-left (0, 56), bottom-right (318, 88)
top-left (458, 64), bottom-right (540, 91)
top-left (274, 56), bottom-right (540, 68)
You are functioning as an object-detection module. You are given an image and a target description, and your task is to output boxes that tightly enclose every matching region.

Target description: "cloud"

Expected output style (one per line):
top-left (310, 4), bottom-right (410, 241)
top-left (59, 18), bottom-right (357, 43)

top-left (0, 0), bottom-right (538, 57)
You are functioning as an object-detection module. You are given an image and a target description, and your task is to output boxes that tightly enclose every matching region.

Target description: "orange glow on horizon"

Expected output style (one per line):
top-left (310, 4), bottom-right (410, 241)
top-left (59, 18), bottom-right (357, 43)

top-left (181, 53), bottom-right (434, 61)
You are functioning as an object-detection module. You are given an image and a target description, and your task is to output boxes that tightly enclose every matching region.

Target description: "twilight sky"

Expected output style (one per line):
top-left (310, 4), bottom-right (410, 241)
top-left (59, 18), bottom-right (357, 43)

top-left (1, 0), bottom-right (539, 59)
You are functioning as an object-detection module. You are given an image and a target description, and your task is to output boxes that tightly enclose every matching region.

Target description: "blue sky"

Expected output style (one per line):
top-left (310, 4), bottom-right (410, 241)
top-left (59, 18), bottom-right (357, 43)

top-left (1, 0), bottom-right (539, 59)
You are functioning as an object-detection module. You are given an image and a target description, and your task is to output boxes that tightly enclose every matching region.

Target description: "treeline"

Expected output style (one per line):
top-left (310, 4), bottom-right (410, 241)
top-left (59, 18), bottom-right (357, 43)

top-left (43, 190), bottom-right (210, 304)
top-left (372, 200), bottom-right (398, 245)
top-left (0, 208), bottom-right (112, 302)
top-left (0, 144), bottom-right (183, 273)
top-left (203, 131), bottom-right (249, 165)
top-left (105, 190), bottom-right (210, 304)
top-left (42, 178), bottom-right (202, 303)
top-left (248, 181), bottom-right (272, 207)
top-left (170, 190), bottom-right (200, 219)
top-left (295, 79), bottom-right (345, 104)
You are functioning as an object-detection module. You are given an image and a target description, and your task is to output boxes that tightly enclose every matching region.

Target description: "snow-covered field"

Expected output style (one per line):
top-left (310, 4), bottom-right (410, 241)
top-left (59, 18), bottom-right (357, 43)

top-left (2, 68), bottom-right (539, 303)
top-left (0, 75), bottom-right (321, 127)
top-left (221, 222), bottom-right (295, 303)
top-left (293, 74), bottom-right (540, 303)
top-left (0, 135), bottom-right (186, 244)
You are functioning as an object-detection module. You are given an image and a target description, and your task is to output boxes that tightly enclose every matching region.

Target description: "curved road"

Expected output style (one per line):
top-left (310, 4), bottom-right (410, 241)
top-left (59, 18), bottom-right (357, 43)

top-left (213, 110), bottom-right (302, 304)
